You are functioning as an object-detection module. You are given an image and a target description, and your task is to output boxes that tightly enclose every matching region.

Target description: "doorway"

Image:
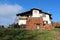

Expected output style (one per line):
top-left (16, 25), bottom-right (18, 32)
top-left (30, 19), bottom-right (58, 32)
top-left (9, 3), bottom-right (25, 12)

top-left (36, 24), bottom-right (40, 29)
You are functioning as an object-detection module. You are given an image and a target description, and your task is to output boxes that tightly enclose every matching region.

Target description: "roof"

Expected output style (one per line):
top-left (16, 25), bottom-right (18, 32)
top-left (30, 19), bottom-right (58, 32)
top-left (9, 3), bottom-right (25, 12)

top-left (16, 11), bottom-right (31, 16)
top-left (30, 8), bottom-right (42, 12)
top-left (41, 12), bottom-right (52, 16)
top-left (16, 8), bottom-right (52, 16)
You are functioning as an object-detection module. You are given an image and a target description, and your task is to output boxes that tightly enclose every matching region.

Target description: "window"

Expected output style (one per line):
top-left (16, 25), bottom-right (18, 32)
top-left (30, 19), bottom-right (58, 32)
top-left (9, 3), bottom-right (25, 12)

top-left (43, 21), bottom-right (48, 29)
top-left (25, 15), bottom-right (28, 17)
top-left (34, 10), bottom-right (38, 13)
top-left (43, 21), bottom-right (48, 24)
top-left (43, 14), bottom-right (46, 17)
top-left (36, 24), bottom-right (40, 29)
top-left (46, 21), bottom-right (48, 24)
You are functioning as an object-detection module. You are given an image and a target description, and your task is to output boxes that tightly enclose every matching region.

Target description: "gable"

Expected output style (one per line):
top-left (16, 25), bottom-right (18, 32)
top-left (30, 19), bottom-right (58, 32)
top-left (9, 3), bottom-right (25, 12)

top-left (16, 8), bottom-right (52, 19)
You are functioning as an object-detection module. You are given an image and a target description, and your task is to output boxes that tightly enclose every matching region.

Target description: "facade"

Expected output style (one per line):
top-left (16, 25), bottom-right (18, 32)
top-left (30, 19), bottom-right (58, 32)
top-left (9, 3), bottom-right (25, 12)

top-left (16, 8), bottom-right (52, 29)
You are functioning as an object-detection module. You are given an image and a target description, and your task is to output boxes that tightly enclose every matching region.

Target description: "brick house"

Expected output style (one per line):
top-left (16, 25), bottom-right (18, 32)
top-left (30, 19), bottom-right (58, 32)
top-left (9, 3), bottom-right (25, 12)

top-left (16, 8), bottom-right (52, 29)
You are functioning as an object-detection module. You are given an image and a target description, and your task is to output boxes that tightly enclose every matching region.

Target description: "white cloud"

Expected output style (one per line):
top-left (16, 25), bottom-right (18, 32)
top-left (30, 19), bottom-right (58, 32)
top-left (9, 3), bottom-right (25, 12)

top-left (0, 4), bottom-right (23, 15)
top-left (0, 4), bottom-right (23, 26)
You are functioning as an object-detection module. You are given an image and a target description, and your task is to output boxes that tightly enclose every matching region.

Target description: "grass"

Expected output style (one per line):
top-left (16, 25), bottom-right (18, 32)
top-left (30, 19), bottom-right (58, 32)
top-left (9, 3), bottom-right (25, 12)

top-left (0, 28), bottom-right (60, 40)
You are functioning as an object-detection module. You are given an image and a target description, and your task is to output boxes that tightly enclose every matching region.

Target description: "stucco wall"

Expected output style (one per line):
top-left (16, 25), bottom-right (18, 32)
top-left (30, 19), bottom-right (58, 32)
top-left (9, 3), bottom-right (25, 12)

top-left (43, 14), bottom-right (51, 24)
top-left (32, 10), bottom-right (40, 17)
top-left (18, 20), bottom-right (27, 25)
top-left (32, 10), bottom-right (51, 24)
top-left (18, 16), bottom-right (27, 25)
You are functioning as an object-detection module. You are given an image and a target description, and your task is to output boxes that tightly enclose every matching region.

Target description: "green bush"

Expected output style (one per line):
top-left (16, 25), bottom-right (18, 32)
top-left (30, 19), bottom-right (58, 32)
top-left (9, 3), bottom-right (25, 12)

top-left (0, 28), bottom-right (59, 40)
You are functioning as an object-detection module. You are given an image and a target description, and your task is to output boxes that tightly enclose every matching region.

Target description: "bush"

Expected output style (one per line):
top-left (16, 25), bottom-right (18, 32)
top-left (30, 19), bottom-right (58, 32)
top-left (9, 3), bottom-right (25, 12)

top-left (0, 28), bottom-right (59, 40)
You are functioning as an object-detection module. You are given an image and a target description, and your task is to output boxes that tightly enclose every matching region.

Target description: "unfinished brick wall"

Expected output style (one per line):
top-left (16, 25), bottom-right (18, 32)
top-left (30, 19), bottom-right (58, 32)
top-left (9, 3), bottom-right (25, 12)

top-left (26, 18), bottom-right (43, 29)
top-left (25, 17), bottom-right (52, 30)
top-left (45, 24), bottom-right (52, 30)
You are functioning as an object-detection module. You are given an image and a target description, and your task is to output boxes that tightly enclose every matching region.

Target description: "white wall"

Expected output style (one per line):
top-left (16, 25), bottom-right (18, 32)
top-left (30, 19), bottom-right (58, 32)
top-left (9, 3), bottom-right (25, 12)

top-left (18, 20), bottom-right (27, 25)
top-left (39, 13), bottom-right (43, 17)
top-left (32, 10), bottom-right (40, 17)
top-left (18, 16), bottom-right (27, 25)
top-left (32, 10), bottom-right (43, 17)
top-left (17, 10), bottom-right (51, 25)
top-left (31, 10), bottom-right (51, 24)
top-left (43, 14), bottom-right (51, 24)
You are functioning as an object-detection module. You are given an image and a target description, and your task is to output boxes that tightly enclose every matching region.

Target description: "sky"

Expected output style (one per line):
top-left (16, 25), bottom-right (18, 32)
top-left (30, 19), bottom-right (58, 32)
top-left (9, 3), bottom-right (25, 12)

top-left (0, 0), bottom-right (60, 26)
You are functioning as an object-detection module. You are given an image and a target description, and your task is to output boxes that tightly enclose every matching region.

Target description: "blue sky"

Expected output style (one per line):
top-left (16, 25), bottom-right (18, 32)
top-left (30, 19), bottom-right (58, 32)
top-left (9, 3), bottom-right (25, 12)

top-left (0, 0), bottom-right (60, 26)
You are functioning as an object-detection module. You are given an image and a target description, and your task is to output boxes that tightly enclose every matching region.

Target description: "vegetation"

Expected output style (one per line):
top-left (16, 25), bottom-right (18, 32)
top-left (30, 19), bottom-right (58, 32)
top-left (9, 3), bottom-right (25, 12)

top-left (53, 22), bottom-right (60, 28)
top-left (0, 28), bottom-right (60, 40)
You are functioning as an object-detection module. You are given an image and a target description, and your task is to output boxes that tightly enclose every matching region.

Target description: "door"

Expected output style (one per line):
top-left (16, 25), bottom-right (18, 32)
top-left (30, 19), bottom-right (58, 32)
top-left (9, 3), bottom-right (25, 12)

top-left (36, 24), bottom-right (40, 29)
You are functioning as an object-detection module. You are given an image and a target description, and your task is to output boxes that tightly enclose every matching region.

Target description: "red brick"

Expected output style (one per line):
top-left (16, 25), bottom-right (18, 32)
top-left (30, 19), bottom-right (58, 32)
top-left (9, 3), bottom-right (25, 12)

top-left (26, 18), bottom-right (43, 29)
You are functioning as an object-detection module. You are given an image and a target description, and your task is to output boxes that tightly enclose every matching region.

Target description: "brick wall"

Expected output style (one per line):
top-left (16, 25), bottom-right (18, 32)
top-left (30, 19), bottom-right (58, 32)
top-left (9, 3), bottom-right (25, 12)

top-left (26, 18), bottom-right (43, 29)
top-left (26, 17), bottom-right (52, 30)
top-left (45, 24), bottom-right (52, 30)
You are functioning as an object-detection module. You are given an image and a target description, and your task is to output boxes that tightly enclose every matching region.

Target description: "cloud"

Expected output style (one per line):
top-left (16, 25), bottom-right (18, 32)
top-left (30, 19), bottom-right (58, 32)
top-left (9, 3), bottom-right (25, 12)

top-left (0, 4), bottom-right (23, 26)
top-left (0, 4), bottom-right (23, 15)
top-left (0, 17), bottom-right (9, 25)
top-left (0, 16), bottom-right (16, 25)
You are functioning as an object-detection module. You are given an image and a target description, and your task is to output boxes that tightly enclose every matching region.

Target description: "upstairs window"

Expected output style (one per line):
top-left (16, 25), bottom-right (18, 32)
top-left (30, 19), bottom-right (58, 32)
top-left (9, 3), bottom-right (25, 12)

top-left (43, 14), bottom-right (46, 17)
top-left (34, 10), bottom-right (38, 13)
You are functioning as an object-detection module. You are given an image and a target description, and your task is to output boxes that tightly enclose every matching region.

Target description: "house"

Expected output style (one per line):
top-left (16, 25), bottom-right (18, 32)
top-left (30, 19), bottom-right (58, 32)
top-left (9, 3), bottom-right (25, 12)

top-left (16, 8), bottom-right (52, 30)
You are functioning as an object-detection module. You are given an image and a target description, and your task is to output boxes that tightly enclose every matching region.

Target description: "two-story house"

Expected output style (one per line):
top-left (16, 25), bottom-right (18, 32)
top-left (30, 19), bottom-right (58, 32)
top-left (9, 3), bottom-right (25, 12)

top-left (16, 8), bottom-right (52, 29)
